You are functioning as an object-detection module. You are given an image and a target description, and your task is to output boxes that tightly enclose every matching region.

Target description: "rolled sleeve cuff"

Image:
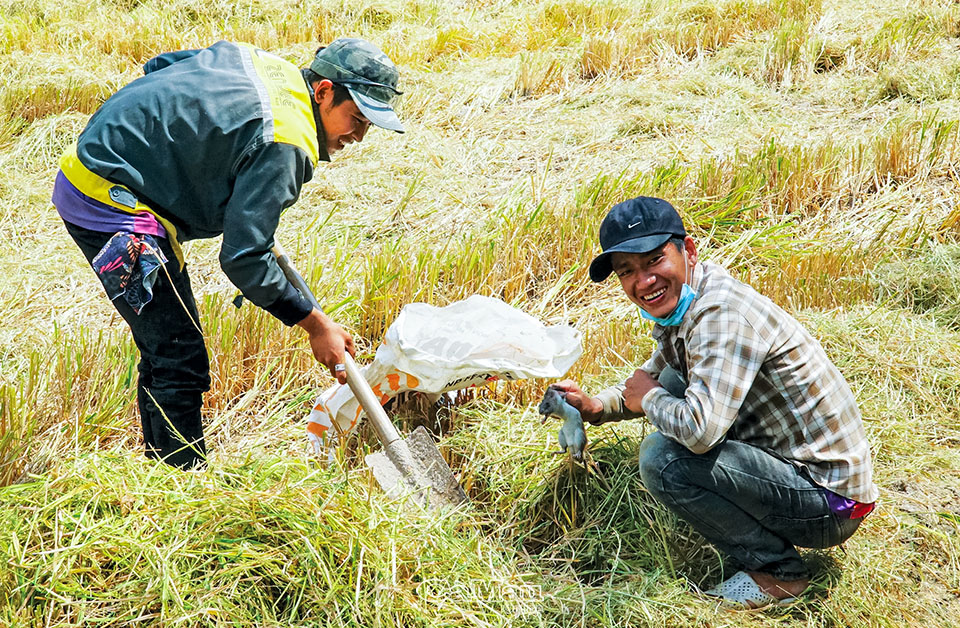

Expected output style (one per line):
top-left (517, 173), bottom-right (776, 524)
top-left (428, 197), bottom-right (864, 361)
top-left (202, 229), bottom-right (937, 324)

top-left (595, 384), bottom-right (644, 422)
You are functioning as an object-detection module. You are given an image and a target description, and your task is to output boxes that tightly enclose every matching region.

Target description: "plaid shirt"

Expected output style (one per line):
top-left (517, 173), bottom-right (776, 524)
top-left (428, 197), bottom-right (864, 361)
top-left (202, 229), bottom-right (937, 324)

top-left (596, 262), bottom-right (878, 503)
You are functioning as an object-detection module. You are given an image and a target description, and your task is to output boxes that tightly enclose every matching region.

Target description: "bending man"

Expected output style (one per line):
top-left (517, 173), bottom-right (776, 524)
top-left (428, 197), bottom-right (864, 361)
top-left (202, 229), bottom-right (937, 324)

top-left (53, 39), bottom-right (404, 468)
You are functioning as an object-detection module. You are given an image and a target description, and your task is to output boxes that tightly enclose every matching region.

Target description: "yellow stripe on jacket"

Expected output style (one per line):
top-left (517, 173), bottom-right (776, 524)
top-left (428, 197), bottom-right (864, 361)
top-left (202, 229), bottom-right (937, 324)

top-left (58, 142), bottom-right (186, 268)
top-left (239, 43), bottom-right (319, 165)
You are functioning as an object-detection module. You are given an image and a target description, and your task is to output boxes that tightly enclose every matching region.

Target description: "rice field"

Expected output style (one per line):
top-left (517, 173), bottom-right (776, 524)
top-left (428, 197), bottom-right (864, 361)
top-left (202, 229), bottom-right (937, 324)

top-left (1, 0), bottom-right (960, 626)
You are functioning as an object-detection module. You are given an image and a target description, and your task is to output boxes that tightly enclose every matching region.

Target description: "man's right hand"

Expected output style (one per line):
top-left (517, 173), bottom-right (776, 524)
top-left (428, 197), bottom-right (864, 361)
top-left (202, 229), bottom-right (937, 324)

top-left (623, 368), bottom-right (659, 413)
top-left (296, 308), bottom-right (355, 384)
top-left (549, 380), bottom-right (605, 425)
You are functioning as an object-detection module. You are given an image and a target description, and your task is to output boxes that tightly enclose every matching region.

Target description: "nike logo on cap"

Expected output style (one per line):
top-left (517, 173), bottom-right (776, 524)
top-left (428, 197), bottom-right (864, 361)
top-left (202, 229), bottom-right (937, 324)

top-left (628, 220), bottom-right (643, 228)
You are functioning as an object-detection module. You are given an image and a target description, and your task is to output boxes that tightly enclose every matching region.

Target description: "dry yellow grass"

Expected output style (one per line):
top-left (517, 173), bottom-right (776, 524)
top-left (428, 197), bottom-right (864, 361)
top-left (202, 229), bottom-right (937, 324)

top-left (2, 0), bottom-right (960, 625)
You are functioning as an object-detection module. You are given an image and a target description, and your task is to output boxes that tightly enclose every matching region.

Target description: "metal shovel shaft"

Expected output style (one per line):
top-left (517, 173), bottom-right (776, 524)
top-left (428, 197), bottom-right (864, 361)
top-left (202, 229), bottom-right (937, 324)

top-left (340, 355), bottom-right (399, 446)
top-left (340, 354), bottom-right (434, 496)
top-left (271, 244), bottom-right (467, 508)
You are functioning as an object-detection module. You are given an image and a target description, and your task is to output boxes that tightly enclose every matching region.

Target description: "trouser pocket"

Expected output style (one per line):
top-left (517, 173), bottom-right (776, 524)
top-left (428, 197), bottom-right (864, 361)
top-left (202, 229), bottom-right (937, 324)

top-left (763, 510), bottom-right (862, 549)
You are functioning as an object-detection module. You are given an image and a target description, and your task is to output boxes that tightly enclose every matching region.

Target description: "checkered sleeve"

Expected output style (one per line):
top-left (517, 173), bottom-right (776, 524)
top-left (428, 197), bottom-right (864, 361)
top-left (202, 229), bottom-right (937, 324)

top-left (640, 348), bottom-right (668, 379)
top-left (593, 348), bottom-right (666, 421)
top-left (642, 303), bottom-right (771, 453)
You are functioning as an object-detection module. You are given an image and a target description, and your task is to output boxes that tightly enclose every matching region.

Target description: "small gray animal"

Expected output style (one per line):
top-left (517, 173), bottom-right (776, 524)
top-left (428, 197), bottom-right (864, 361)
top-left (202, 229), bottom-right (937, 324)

top-left (538, 387), bottom-right (587, 461)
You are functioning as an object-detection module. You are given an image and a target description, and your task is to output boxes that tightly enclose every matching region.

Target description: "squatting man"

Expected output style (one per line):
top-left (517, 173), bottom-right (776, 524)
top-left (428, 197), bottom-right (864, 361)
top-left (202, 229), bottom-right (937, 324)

top-left (552, 196), bottom-right (877, 608)
top-left (52, 39), bottom-right (403, 469)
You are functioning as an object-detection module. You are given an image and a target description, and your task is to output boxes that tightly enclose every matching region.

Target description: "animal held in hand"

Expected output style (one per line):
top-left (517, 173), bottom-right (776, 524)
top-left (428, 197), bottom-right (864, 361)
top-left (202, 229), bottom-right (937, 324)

top-left (538, 388), bottom-right (587, 460)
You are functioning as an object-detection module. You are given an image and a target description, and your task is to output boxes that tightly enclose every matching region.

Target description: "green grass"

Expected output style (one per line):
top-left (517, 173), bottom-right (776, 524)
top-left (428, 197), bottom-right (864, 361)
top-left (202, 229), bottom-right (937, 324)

top-left (2, 0), bottom-right (960, 625)
top-left (872, 242), bottom-right (960, 329)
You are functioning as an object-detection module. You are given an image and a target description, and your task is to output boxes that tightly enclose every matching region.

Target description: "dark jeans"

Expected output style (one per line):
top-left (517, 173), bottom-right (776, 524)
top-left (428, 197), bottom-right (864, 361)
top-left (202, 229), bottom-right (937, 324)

top-left (638, 368), bottom-right (861, 581)
top-left (63, 220), bottom-right (210, 469)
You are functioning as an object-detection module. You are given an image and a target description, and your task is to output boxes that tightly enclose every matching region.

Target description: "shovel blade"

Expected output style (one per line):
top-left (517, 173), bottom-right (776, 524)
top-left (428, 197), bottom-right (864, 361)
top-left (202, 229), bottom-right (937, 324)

top-left (365, 426), bottom-right (468, 509)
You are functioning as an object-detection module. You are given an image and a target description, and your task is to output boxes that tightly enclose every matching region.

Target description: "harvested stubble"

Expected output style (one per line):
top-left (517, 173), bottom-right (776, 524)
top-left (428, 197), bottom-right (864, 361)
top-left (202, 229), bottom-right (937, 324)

top-left (3, 0), bottom-right (960, 625)
top-left (0, 452), bottom-right (541, 626)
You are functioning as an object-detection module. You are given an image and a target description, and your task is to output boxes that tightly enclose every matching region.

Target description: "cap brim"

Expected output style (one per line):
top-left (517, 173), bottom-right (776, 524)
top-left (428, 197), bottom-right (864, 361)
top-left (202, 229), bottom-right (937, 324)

top-left (348, 87), bottom-right (404, 133)
top-left (588, 233), bottom-right (673, 282)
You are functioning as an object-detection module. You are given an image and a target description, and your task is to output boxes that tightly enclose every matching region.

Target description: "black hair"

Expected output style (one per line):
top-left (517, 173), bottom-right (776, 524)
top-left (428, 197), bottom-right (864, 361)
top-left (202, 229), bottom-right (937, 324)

top-left (667, 236), bottom-right (686, 253)
top-left (302, 68), bottom-right (353, 107)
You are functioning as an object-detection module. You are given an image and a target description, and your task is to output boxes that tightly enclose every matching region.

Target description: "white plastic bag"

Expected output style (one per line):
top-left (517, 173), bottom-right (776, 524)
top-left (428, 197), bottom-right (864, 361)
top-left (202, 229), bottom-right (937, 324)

top-left (306, 295), bottom-right (582, 451)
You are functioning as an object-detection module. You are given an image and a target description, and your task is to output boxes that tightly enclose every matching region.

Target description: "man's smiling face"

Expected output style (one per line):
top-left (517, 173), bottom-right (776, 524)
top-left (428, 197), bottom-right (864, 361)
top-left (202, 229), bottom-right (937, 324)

top-left (313, 80), bottom-right (371, 155)
top-left (611, 236), bottom-right (698, 318)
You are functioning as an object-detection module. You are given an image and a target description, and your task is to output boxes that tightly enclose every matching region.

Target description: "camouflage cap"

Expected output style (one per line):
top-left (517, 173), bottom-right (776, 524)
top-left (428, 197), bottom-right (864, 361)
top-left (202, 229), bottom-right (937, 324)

top-left (310, 38), bottom-right (404, 133)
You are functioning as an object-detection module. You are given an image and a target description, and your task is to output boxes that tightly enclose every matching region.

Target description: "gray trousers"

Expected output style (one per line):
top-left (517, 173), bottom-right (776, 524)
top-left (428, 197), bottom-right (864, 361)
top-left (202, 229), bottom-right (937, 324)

top-left (637, 368), bottom-right (861, 580)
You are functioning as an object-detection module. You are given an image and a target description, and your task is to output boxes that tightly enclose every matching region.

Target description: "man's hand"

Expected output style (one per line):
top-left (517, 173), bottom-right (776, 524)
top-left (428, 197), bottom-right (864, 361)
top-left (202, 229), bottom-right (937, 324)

top-left (549, 380), bottom-right (605, 425)
top-left (623, 369), bottom-right (659, 413)
top-left (296, 308), bottom-right (355, 384)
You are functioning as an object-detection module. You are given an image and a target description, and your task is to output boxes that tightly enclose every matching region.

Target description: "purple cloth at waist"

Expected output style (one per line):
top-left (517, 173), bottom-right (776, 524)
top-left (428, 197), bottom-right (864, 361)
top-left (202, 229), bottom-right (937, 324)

top-left (52, 170), bottom-right (165, 237)
top-left (824, 489), bottom-right (875, 519)
top-left (824, 490), bottom-right (856, 513)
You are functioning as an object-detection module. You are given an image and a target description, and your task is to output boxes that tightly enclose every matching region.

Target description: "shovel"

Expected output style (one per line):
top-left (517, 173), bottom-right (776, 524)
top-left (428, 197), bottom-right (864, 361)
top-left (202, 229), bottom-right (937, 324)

top-left (272, 244), bottom-right (468, 509)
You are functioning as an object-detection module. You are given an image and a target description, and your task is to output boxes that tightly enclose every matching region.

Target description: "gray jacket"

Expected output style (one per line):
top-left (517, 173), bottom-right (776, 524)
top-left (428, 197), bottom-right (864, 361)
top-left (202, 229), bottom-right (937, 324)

top-left (74, 41), bottom-right (329, 325)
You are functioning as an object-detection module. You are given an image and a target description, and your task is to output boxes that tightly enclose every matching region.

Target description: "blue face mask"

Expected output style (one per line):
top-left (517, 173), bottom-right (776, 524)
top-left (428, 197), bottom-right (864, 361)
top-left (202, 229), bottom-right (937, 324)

top-left (640, 282), bottom-right (697, 327)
